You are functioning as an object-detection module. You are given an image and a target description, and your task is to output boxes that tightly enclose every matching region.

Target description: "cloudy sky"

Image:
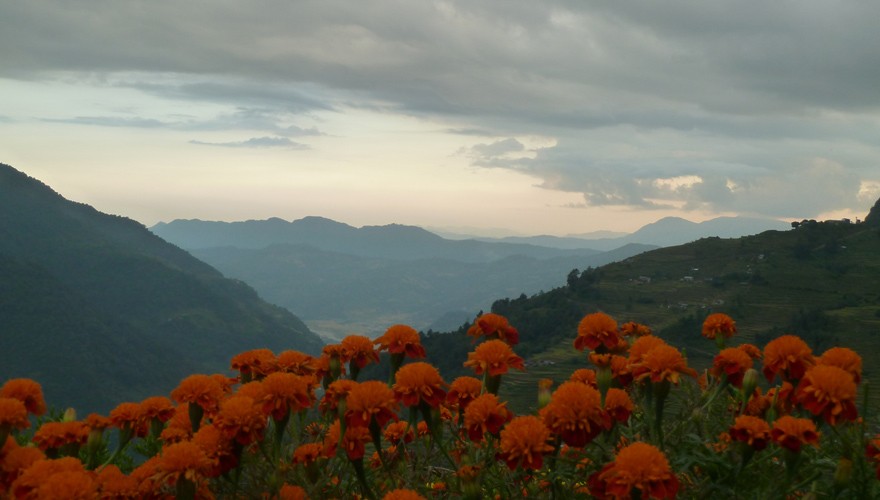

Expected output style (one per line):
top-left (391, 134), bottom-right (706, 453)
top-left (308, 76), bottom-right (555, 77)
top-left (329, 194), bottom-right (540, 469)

top-left (2, 1), bottom-right (879, 236)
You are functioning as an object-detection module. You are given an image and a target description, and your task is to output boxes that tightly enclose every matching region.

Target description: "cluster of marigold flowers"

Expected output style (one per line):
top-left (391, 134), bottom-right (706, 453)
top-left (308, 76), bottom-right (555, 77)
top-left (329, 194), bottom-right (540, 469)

top-left (0, 310), bottom-right (878, 498)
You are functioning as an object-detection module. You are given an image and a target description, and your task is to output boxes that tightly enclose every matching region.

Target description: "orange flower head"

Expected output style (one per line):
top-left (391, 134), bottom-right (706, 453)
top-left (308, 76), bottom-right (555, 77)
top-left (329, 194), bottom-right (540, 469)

top-left (762, 335), bottom-right (815, 383)
top-left (0, 445), bottom-right (45, 491)
top-left (292, 442), bottom-right (324, 465)
top-left (794, 364), bottom-right (858, 425)
top-left (340, 334), bottom-right (380, 369)
top-left (628, 335), bottom-right (668, 364)
top-left (320, 379), bottom-right (359, 414)
top-left (463, 339), bottom-right (525, 376)
top-left (34, 469), bottom-right (98, 499)
top-left (95, 465), bottom-right (139, 499)
top-left (0, 397), bottom-right (29, 431)
top-left (153, 440), bottom-right (213, 487)
top-left (32, 421), bottom-right (89, 451)
top-left (771, 415), bottom-right (820, 452)
top-left (137, 396), bottom-right (176, 429)
top-left (279, 484), bottom-right (309, 500)
top-left (463, 393), bottom-right (513, 443)
top-left (589, 442), bottom-right (679, 500)
top-left (467, 313), bottom-right (519, 345)
top-left (867, 436), bottom-right (880, 478)
top-left (446, 376), bottom-right (483, 410)
top-left (345, 381), bottom-right (399, 429)
top-left (610, 355), bottom-right (634, 387)
top-left (9, 456), bottom-right (86, 499)
top-left (342, 425), bottom-right (372, 460)
top-left (109, 402), bottom-right (147, 436)
top-left (574, 312), bottom-right (621, 352)
top-left (160, 406), bottom-right (193, 443)
top-left (497, 415), bottom-right (554, 470)
top-left (539, 381), bottom-right (610, 448)
top-left (192, 423), bottom-right (237, 477)
top-left (258, 372), bottom-right (314, 420)
top-left (710, 347), bottom-right (754, 387)
top-left (632, 344), bottom-right (697, 385)
top-left (620, 321), bottom-right (652, 337)
top-left (276, 350), bottom-right (318, 376)
top-left (605, 388), bottom-right (634, 423)
top-left (702, 313), bottom-right (737, 340)
top-left (393, 362), bottom-right (447, 408)
top-left (737, 343), bottom-right (763, 360)
top-left (374, 324), bottom-right (426, 358)
top-left (231, 348), bottom-right (277, 380)
top-left (383, 420), bottom-right (415, 444)
top-left (383, 489), bottom-right (427, 500)
top-left (729, 415), bottom-right (771, 451)
top-left (214, 395), bottom-right (266, 446)
top-left (1, 379), bottom-right (46, 416)
top-left (818, 347), bottom-right (862, 384)
top-left (171, 374), bottom-right (226, 414)
top-left (569, 368), bottom-right (598, 388)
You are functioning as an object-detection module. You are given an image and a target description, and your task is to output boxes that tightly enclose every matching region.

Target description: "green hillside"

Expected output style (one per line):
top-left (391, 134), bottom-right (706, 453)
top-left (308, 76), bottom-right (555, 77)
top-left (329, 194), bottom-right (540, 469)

top-left (0, 164), bottom-right (323, 413)
top-left (424, 215), bottom-right (880, 412)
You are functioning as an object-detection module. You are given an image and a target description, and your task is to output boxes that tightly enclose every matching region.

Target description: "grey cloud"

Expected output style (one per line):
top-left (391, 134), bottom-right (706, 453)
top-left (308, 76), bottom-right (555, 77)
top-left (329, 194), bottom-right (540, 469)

top-left (42, 116), bottom-right (168, 128)
top-left (189, 136), bottom-right (309, 149)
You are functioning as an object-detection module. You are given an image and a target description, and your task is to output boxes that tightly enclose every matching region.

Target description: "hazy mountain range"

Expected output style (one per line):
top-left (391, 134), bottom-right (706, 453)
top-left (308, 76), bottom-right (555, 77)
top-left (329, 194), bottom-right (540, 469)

top-left (152, 215), bottom-right (790, 338)
top-left (0, 164), bottom-right (322, 413)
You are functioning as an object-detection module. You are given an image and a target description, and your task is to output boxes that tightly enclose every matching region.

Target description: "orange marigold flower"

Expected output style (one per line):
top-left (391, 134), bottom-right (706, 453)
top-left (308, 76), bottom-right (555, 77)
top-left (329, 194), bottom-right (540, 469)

top-left (192, 423), bottom-right (237, 477)
top-left (341, 334), bottom-right (380, 368)
top-left (383, 488), bottom-right (427, 500)
top-left (762, 335), bottom-right (815, 383)
top-left (729, 415), bottom-right (771, 451)
top-left (446, 376), bottom-right (483, 410)
top-left (231, 348), bottom-right (277, 380)
top-left (109, 402), bottom-right (147, 437)
top-left (137, 396), bottom-right (175, 432)
top-left (1, 379), bottom-right (46, 416)
top-left (497, 415), bottom-right (554, 470)
top-left (0, 397), bottom-right (29, 431)
top-left (171, 374), bottom-right (226, 414)
top-left (737, 343), bottom-right (763, 360)
top-left (818, 347), bottom-right (862, 384)
top-left (605, 388), bottom-right (634, 423)
top-left (467, 313), bottom-right (520, 345)
top-left (589, 442), bottom-right (679, 500)
top-left (569, 368), bottom-right (598, 388)
top-left (463, 393), bottom-right (513, 443)
top-left (710, 347), bottom-right (754, 387)
top-left (631, 344), bottom-right (697, 385)
top-left (152, 440), bottom-right (213, 488)
top-left (610, 355), bottom-right (634, 387)
top-left (342, 425), bottom-right (371, 460)
top-left (620, 321), bottom-right (652, 337)
top-left (213, 395), bottom-right (266, 446)
top-left (160, 406), bottom-right (193, 444)
top-left (383, 421), bottom-right (415, 444)
top-left (771, 415), bottom-right (820, 452)
top-left (10, 456), bottom-right (87, 499)
top-left (293, 442), bottom-right (324, 465)
top-left (258, 372), bottom-right (314, 421)
top-left (0, 445), bottom-right (45, 491)
top-left (628, 335), bottom-right (667, 364)
top-left (539, 381), bottom-right (609, 448)
top-left (702, 313), bottom-right (736, 340)
top-left (276, 350), bottom-right (318, 376)
top-left (84, 413), bottom-right (111, 432)
top-left (345, 381), bottom-right (399, 429)
top-left (794, 364), bottom-right (858, 425)
top-left (320, 379), bottom-right (359, 414)
top-left (463, 339), bottom-right (525, 376)
top-left (35, 469), bottom-right (98, 499)
top-left (95, 465), bottom-right (139, 499)
top-left (279, 484), bottom-right (309, 500)
top-left (393, 362), bottom-right (447, 408)
top-left (374, 324), bottom-right (426, 359)
top-left (574, 312), bottom-right (621, 352)
top-left (32, 421), bottom-right (89, 451)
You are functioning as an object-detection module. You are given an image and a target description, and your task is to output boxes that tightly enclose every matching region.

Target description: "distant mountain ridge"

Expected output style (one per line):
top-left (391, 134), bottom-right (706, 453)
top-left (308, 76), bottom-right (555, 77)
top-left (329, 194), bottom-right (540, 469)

top-left (0, 164), bottom-right (323, 413)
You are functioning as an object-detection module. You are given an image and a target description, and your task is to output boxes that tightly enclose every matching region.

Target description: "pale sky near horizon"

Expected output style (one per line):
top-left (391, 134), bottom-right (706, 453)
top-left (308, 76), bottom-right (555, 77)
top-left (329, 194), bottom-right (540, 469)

top-left (2, 1), bottom-right (879, 236)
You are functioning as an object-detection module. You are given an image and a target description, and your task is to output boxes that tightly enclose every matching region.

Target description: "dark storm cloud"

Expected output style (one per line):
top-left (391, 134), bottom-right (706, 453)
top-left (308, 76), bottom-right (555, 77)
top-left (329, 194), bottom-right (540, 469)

top-left (2, 0), bottom-right (878, 218)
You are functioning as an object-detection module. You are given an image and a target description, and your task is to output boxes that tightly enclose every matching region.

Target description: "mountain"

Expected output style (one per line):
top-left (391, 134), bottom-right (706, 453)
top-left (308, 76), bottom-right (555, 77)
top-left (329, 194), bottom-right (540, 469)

top-left (186, 242), bottom-right (655, 337)
top-left (420, 212), bottom-right (880, 411)
top-left (151, 218), bottom-right (607, 262)
top-left (0, 164), bottom-right (323, 413)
